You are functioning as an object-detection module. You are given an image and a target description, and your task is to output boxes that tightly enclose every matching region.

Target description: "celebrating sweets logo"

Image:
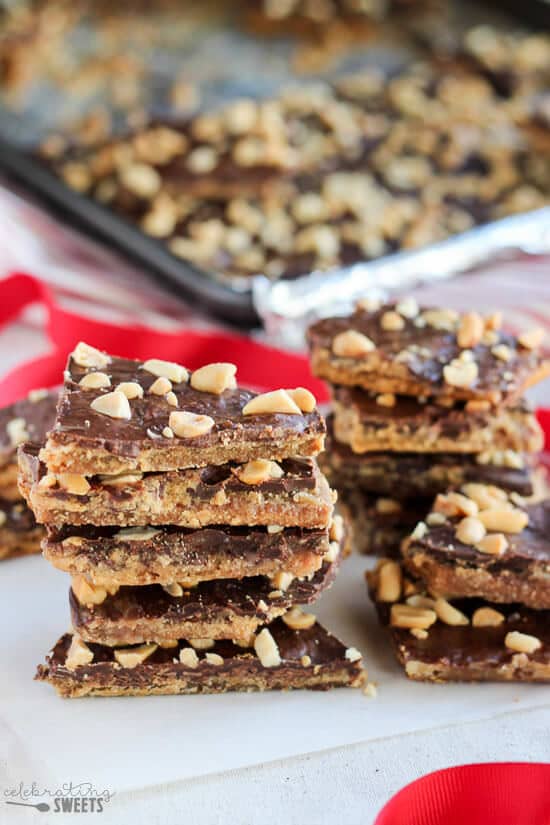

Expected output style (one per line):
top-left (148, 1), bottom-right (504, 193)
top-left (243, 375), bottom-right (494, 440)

top-left (3, 782), bottom-right (114, 814)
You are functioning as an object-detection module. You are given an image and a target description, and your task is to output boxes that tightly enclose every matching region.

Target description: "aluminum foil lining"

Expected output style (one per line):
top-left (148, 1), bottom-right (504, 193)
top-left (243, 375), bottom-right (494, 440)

top-left (253, 207), bottom-right (550, 348)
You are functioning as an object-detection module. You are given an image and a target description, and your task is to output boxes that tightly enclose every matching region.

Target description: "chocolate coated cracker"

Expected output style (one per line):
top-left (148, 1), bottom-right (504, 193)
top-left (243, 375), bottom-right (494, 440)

top-left (40, 350), bottom-right (325, 475)
top-left (403, 497), bottom-right (550, 610)
top-left (368, 567), bottom-right (549, 683)
top-left (321, 422), bottom-right (535, 499)
top-left (20, 446), bottom-right (334, 529)
top-left (36, 619), bottom-right (365, 697)
top-left (331, 386), bottom-right (543, 454)
top-left (307, 302), bottom-right (550, 404)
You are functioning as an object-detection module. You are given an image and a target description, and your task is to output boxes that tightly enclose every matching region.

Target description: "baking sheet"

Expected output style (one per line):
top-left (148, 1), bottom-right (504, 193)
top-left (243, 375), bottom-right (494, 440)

top-left (2, 551), bottom-right (549, 796)
top-left (254, 208), bottom-right (550, 347)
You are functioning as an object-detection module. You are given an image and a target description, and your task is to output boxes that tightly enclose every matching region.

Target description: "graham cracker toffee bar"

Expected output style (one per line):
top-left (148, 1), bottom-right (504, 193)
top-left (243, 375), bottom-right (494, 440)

top-left (36, 619), bottom-right (365, 697)
top-left (43, 523), bottom-right (333, 587)
top-left (331, 386), bottom-right (543, 455)
top-left (69, 552), bottom-right (340, 645)
top-left (20, 448), bottom-right (334, 529)
top-left (320, 421), bottom-right (535, 500)
top-left (307, 299), bottom-right (549, 404)
top-left (402, 490), bottom-right (550, 610)
top-left (367, 561), bottom-right (549, 683)
top-left (40, 343), bottom-right (325, 475)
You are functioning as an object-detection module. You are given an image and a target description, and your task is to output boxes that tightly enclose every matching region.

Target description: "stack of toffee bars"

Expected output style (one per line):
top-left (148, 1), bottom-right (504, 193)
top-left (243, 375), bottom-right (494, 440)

top-left (308, 299), bottom-right (550, 683)
top-left (0, 391), bottom-right (57, 561)
top-left (20, 343), bottom-right (364, 697)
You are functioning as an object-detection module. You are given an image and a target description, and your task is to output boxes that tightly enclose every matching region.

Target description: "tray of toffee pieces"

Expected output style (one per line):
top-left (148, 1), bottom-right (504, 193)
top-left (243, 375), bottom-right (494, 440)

top-left (0, 1), bottom-right (548, 325)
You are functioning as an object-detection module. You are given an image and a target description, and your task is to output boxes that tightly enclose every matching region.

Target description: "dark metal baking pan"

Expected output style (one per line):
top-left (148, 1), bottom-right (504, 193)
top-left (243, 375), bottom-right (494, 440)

top-left (0, 136), bottom-right (260, 326)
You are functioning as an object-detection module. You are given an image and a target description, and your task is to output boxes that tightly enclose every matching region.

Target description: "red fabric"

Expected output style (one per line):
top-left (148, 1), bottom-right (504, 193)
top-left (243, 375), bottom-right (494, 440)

top-left (375, 763), bottom-right (550, 825)
top-left (0, 273), bottom-right (329, 404)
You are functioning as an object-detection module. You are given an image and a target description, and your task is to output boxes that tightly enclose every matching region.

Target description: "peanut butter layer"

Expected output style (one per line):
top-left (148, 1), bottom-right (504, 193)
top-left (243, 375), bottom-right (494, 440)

top-left (0, 499), bottom-right (43, 561)
top-left (0, 391), bottom-right (58, 500)
top-left (43, 524), bottom-right (330, 587)
top-left (307, 302), bottom-right (550, 404)
top-left (40, 348), bottom-right (325, 475)
top-left (340, 490), bottom-right (430, 557)
top-left (70, 557), bottom-right (339, 645)
top-left (36, 619), bottom-right (365, 697)
top-left (403, 493), bottom-right (550, 610)
top-left (331, 387), bottom-right (543, 454)
top-left (321, 422), bottom-right (535, 500)
top-left (19, 446), bottom-right (334, 529)
top-left (368, 564), bottom-right (550, 683)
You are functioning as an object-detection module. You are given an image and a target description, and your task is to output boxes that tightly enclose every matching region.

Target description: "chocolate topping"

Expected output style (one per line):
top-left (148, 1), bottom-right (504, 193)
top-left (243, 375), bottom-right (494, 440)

top-left (375, 597), bottom-right (550, 670)
top-left (47, 353), bottom-right (324, 464)
top-left (408, 501), bottom-right (550, 572)
top-left (308, 303), bottom-right (548, 401)
top-left (0, 392), bottom-right (57, 464)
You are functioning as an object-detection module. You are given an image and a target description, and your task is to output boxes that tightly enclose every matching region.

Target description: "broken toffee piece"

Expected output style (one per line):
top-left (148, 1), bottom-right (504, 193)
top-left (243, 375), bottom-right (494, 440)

top-left (69, 555), bottom-right (339, 645)
top-left (367, 562), bottom-right (549, 683)
top-left (36, 618), bottom-right (365, 697)
top-left (403, 491), bottom-right (550, 610)
top-left (0, 499), bottom-right (43, 561)
top-left (40, 344), bottom-right (325, 476)
top-left (43, 524), bottom-right (331, 587)
top-left (320, 422), bottom-right (535, 500)
top-left (0, 390), bottom-right (57, 501)
top-left (307, 302), bottom-right (550, 404)
top-left (331, 386), bottom-right (543, 455)
top-left (19, 446), bottom-right (334, 529)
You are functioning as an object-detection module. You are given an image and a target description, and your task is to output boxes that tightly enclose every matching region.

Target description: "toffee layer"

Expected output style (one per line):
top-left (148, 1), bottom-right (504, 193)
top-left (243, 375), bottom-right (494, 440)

top-left (331, 386), bottom-right (542, 454)
top-left (20, 446), bottom-right (334, 529)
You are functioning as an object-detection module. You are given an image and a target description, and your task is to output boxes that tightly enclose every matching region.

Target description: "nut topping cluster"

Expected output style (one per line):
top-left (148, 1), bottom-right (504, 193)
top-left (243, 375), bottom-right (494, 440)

top-left (45, 36), bottom-right (550, 284)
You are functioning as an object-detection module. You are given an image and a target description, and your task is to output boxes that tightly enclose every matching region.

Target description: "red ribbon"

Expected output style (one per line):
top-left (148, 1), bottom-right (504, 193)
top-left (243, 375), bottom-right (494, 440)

top-left (0, 273), bottom-right (329, 404)
top-left (375, 763), bottom-right (550, 825)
